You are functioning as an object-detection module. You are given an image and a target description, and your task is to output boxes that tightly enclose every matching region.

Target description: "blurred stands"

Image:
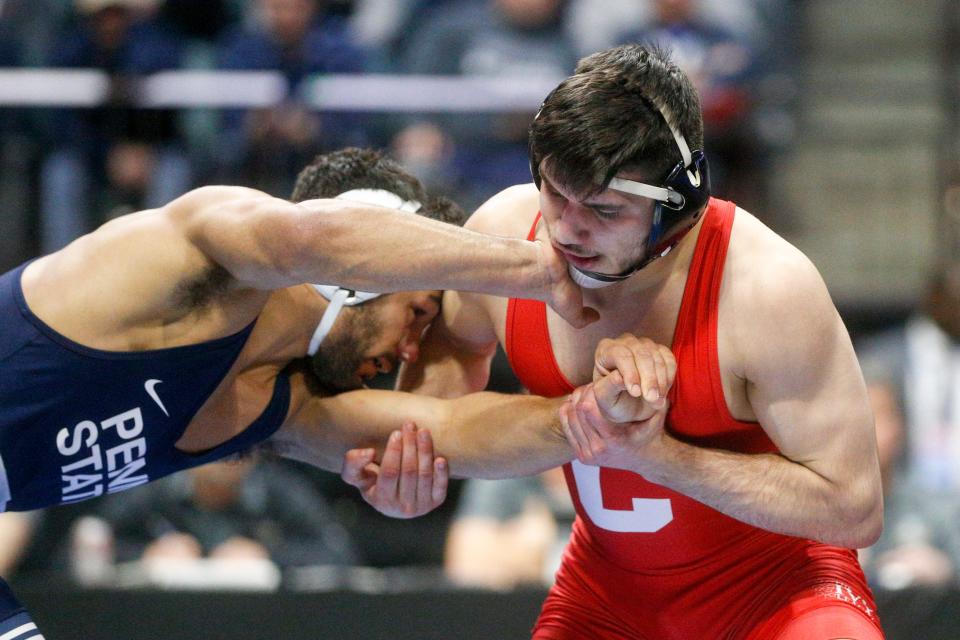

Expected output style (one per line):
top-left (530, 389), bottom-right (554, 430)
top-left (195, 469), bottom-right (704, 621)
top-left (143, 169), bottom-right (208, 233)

top-left (0, 2), bottom-right (958, 638)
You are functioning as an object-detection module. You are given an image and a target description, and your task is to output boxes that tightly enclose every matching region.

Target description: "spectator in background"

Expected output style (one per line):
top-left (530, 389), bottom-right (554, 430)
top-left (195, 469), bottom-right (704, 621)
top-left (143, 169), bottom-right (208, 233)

top-left (445, 468), bottom-right (574, 590)
top-left (0, 0), bottom-right (71, 66)
top-left (0, 7), bottom-right (35, 270)
top-left (857, 365), bottom-right (959, 589)
top-left (616, 0), bottom-right (761, 209)
top-left (97, 457), bottom-right (360, 572)
top-left (159, 0), bottom-right (235, 47)
top-left (215, 0), bottom-right (369, 197)
top-left (856, 260), bottom-right (960, 589)
top-left (0, 458), bottom-right (360, 588)
top-left (39, 0), bottom-right (192, 253)
top-left (389, 0), bottom-right (577, 211)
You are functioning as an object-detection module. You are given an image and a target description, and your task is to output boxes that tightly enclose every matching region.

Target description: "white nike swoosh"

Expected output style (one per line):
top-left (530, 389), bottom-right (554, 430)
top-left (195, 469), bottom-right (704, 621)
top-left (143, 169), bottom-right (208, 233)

top-left (144, 379), bottom-right (169, 417)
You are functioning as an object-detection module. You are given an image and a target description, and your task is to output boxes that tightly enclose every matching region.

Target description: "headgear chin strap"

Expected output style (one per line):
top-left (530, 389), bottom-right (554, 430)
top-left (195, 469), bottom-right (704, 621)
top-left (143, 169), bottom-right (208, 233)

top-left (307, 285), bottom-right (381, 355)
top-left (530, 97), bottom-right (710, 289)
top-left (306, 189), bottom-right (423, 356)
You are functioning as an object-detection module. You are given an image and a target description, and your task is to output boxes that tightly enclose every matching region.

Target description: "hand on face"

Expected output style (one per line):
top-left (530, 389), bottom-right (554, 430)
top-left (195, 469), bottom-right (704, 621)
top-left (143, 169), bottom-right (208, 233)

top-left (535, 239), bottom-right (599, 329)
top-left (340, 422), bottom-right (448, 519)
top-left (560, 371), bottom-right (670, 472)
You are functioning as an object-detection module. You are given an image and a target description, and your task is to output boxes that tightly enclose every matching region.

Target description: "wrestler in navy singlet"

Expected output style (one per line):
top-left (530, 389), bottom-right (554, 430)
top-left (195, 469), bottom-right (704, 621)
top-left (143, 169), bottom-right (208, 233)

top-left (0, 261), bottom-right (289, 512)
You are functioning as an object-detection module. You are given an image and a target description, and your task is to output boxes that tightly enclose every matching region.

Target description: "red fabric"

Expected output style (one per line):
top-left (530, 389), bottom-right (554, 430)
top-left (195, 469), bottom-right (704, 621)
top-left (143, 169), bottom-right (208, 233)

top-left (506, 199), bottom-right (883, 639)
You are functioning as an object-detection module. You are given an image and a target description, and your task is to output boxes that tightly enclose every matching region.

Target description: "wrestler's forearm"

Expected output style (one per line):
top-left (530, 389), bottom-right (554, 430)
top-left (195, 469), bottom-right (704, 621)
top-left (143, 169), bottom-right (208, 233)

top-left (289, 200), bottom-right (549, 299)
top-left (179, 188), bottom-right (555, 301)
top-left (275, 388), bottom-right (572, 479)
top-left (430, 393), bottom-right (573, 479)
top-left (640, 437), bottom-right (883, 548)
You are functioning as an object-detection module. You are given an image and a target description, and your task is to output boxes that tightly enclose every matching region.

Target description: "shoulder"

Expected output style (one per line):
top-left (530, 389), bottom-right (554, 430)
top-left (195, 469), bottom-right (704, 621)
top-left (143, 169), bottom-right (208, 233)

top-left (166, 185), bottom-right (265, 216)
top-left (464, 184), bottom-right (540, 240)
top-left (726, 207), bottom-right (829, 309)
top-left (723, 208), bottom-right (842, 367)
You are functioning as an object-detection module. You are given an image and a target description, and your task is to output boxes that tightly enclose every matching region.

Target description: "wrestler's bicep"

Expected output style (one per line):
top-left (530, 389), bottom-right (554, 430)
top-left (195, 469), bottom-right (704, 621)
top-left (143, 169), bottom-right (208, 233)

top-left (397, 290), bottom-right (498, 396)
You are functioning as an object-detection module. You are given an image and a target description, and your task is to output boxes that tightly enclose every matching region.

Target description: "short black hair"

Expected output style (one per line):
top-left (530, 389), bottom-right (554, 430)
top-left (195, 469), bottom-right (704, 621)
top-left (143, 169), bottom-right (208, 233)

top-left (291, 147), bottom-right (466, 225)
top-left (529, 43), bottom-right (703, 197)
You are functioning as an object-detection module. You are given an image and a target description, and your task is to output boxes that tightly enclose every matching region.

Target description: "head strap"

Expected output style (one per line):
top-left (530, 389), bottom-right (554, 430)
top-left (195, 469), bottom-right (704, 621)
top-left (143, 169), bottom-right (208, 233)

top-left (307, 188), bottom-right (421, 355)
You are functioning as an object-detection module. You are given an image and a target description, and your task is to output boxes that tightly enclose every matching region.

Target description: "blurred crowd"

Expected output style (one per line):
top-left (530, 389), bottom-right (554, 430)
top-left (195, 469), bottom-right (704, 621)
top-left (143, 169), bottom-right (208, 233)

top-left (11, 0), bottom-right (957, 604)
top-left (0, 0), bottom-right (798, 270)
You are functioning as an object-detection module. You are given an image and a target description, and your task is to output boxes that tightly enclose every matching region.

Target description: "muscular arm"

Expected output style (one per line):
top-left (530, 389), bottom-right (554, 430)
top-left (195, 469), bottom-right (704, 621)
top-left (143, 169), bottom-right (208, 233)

top-left (396, 289), bottom-right (498, 397)
top-left (273, 382), bottom-right (572, 479)
top-left (396, 187), bottom-right (527, 397)
top-left (170, 186), bottom-right (590, 324)
top-left (575, 255), bottom-right (883, 548)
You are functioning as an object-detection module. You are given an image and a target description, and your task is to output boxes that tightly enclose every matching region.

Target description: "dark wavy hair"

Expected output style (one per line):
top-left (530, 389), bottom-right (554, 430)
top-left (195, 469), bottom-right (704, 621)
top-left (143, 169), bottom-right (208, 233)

top-left (291, 147), bottom-right (466, 225)
top-left (528, 43), bottom-right (704, 198)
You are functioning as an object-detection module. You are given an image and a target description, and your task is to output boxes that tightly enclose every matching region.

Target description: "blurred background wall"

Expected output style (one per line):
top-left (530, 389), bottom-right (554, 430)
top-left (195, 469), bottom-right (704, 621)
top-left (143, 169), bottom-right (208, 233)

top-left (1, 1), bottom-right (959, 638)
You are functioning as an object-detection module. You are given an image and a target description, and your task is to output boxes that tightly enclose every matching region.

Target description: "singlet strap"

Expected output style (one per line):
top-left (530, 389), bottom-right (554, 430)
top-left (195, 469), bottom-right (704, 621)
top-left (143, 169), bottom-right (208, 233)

top-left (505, 213), bottom-right (575, 397)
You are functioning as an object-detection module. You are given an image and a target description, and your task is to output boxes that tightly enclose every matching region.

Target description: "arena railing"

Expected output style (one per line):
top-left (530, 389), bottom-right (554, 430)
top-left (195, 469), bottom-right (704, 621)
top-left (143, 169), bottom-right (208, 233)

top-left (0, 69), bottom-right (562, 111)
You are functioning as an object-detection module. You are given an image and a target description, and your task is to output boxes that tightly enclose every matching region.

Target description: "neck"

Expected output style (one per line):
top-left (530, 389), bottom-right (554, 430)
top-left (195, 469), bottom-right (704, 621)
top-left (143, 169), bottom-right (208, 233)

top-left (262, 285), bottom-right (331, 360)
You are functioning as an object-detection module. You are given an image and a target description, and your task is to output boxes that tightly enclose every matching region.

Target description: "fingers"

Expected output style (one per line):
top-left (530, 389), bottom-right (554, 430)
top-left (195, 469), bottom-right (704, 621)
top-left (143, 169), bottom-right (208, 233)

top-left (594, 335), bottom-right (677, 403)
top-left (397, 422), bottom-right (419, 514)
top-left (341, 447), bottom-right (376, 489)
top-left (557, 281), bottom-right (599, 329)
top-left (562, 385), bottom-right (609, 465)
top-left (574, 385), bottom-right (609, 458)
top-left (595, 338), bottom-right (644, 397)
top-left (560, 399), bottom-right (588, 463)
top-left (593, 371), bottom-right (659, 424)
top-left (539, 240), bottom-right (600, 329)
top-left (381, 427), bottom-right (405, 490)
top-left (431, 456), bottom-right (449, 507)
top-left (367, 422), bottom-right (445, 518)
top-left (415, 427), bottom-right (437, 514)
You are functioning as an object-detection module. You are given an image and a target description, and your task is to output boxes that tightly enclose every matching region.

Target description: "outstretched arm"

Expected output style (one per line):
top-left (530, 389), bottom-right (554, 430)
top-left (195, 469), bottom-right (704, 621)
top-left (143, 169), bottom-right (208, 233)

top-left (273, 380), bottom-right (572, 481)
top-left (170, 186), bottom-right (596, 327)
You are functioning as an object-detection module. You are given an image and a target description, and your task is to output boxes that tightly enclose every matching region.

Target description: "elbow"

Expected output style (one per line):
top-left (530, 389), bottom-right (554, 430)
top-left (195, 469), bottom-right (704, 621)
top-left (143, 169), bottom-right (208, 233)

top-left (831, 488), bottom-right (884, 549)
top-left (853, 497), bottom-right (884, 548)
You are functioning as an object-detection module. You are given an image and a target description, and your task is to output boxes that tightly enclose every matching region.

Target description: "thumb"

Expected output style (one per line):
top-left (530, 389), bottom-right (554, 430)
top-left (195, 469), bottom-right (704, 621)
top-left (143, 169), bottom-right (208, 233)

top-left (594, 370), bottom-right (628, 408)
top-left (594, 371), bottom-right (653, 423)
top-left (558, 286), bottom-right (599, 329)
top-left (341, 448), bottom-right (375, 487)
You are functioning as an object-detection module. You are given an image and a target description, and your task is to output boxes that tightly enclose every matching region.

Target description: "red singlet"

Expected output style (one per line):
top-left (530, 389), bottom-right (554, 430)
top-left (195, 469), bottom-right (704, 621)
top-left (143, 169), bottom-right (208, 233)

top-left (506, 199), bottom-right (884, 639)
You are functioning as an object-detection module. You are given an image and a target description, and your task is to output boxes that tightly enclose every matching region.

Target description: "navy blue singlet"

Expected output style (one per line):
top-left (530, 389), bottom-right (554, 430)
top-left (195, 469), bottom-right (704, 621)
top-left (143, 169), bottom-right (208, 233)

top-left (0, 261), bottom-right (290, 512)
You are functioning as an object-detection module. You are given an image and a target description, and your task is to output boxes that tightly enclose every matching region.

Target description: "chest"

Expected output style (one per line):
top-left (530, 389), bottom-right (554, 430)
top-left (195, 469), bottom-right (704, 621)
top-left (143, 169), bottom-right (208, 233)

top-left (175, 324), bottom-right (289, 453)
top-left (491, 275), bottom-right (754, 423)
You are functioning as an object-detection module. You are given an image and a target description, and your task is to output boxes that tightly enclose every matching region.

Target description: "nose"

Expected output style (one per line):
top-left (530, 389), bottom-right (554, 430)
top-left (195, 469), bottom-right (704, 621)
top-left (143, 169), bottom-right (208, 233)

top-left (551, 202), bottom-right (590, 246)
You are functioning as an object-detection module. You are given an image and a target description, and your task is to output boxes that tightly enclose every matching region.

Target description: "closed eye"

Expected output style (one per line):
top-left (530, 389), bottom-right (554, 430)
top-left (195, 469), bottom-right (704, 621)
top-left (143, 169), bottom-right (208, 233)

top-left (591, 207), bottom-right (621, 220)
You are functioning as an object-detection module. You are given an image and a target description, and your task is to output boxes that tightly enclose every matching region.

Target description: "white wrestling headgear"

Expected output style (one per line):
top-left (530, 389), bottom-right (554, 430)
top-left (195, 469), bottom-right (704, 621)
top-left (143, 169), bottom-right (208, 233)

top-left (306, 189), bottom-right (422, 356)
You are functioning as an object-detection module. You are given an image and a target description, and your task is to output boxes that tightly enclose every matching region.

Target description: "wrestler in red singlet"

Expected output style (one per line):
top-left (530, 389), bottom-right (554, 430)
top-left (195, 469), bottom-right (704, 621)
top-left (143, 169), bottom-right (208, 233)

top-left (506, 199), bottom-right (884, 640)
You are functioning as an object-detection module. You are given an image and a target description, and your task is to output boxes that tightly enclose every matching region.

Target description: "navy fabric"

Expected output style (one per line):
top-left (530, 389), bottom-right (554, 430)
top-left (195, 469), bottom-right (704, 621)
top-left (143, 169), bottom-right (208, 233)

top-left (0, 611), bottom-right (41, 640)
top-left (0, 262), bottom-right (289, 511)
top-left (0, 579), bottom-right (25, 622)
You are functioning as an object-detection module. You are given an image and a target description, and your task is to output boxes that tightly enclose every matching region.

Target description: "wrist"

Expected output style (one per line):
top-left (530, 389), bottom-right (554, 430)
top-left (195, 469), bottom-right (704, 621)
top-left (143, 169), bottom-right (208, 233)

top-left (515, 239), bottom-right (549, 301)
top-left (634, 430), bottom-right (681, 483)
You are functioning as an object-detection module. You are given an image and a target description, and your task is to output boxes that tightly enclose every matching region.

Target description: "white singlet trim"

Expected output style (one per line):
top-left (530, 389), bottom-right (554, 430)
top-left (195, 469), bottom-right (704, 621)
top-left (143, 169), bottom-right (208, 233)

top-left (0, 622), bottom-right (40, 640)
